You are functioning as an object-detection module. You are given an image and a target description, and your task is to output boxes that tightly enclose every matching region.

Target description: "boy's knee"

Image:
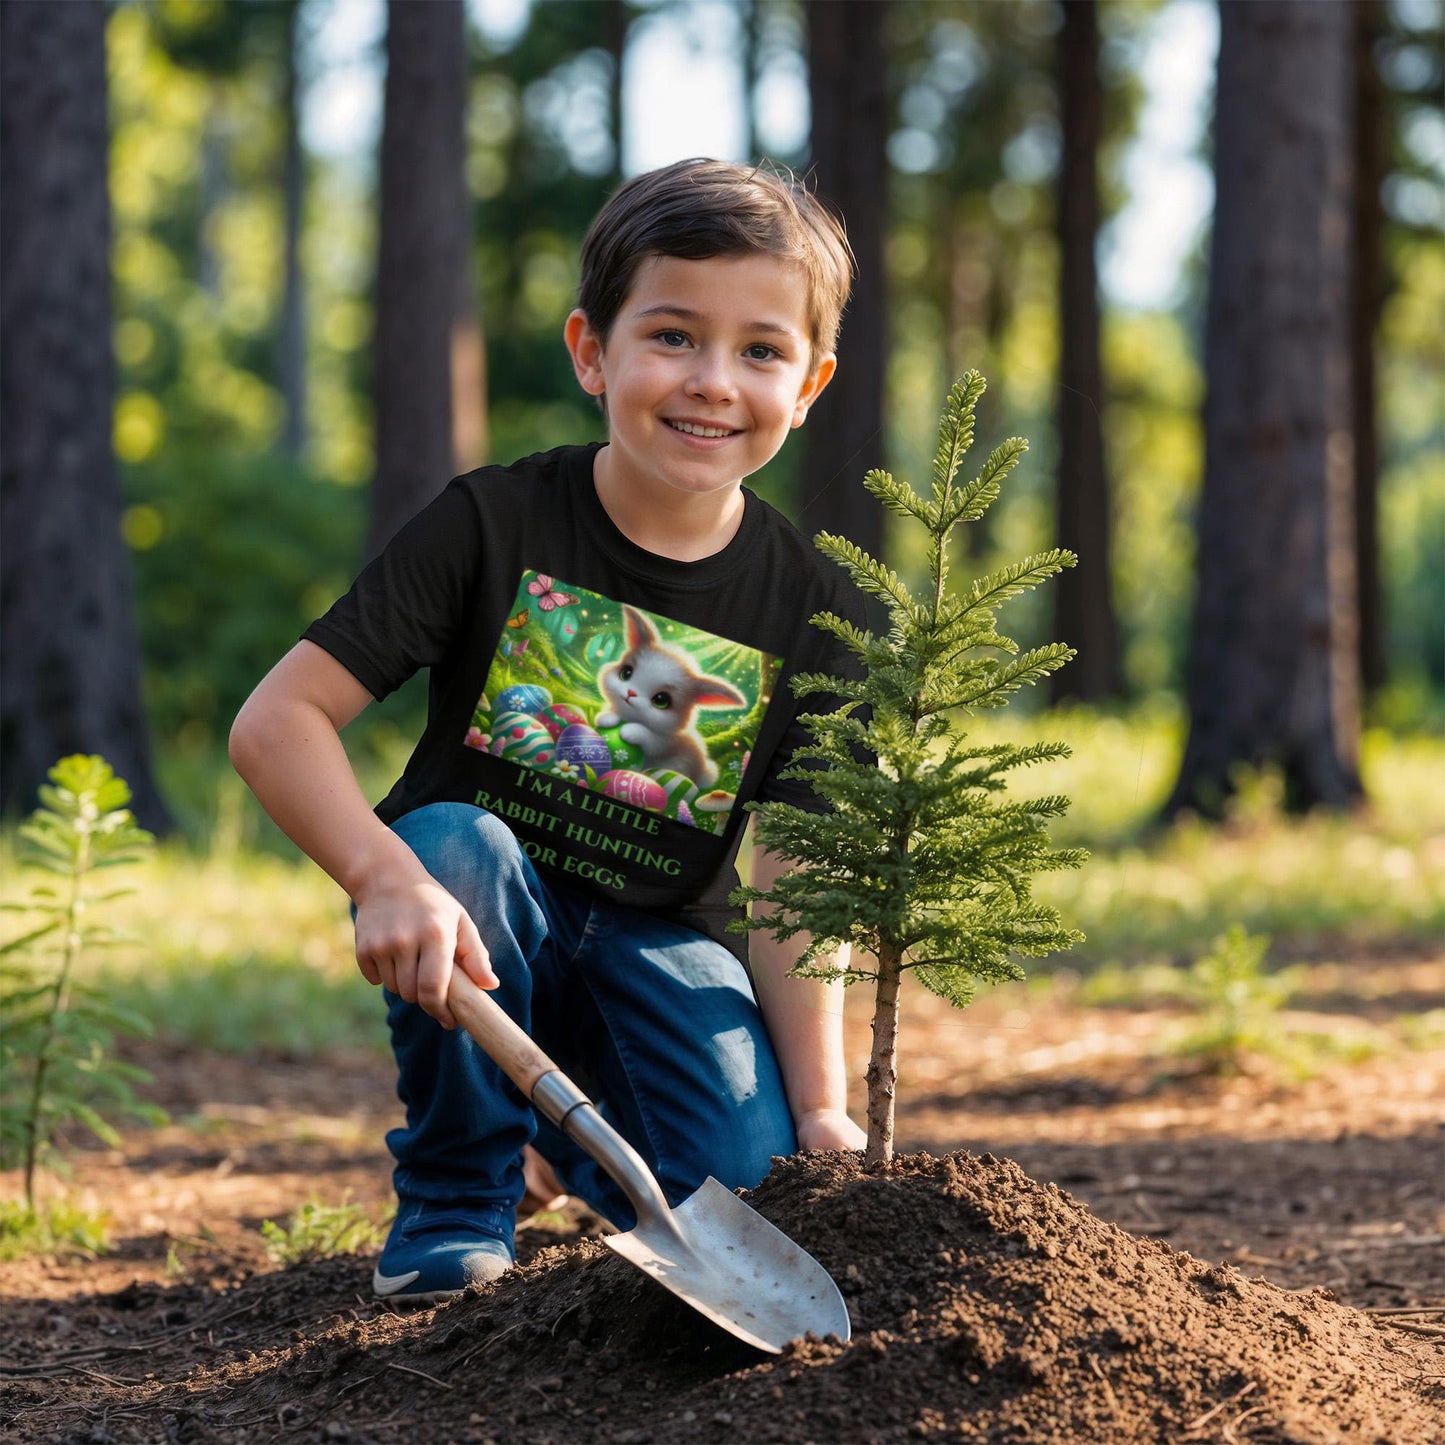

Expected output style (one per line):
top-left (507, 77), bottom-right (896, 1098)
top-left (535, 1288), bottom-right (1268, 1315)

top-left (392, 802), bottom-right (521, 878)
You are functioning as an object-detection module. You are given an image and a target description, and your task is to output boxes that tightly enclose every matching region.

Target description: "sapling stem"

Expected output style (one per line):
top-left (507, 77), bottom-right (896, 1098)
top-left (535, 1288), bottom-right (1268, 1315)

top-left (865, 941), bottom-right (904, 1167)
top-left (22, 828), bottom-right (90, 1207)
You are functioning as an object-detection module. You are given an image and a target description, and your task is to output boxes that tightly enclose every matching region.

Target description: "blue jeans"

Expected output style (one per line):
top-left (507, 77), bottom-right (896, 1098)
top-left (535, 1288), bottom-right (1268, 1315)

top-left (381, 803), bottom-right (796, 1229)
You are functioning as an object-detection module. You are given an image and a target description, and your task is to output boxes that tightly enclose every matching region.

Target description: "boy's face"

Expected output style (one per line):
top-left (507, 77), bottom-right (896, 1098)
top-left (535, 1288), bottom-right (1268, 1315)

top-left (564, 253), bottom-right (835, 509)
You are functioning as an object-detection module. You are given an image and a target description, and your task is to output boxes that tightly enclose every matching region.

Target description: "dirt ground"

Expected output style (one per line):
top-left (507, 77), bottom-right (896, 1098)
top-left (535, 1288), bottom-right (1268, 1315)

top-left (2, 947), bottom-right (1441, 1443)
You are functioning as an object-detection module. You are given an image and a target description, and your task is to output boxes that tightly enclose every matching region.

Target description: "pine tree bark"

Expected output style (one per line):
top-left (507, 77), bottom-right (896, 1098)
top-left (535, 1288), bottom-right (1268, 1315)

top-left (1167, 0), bottom-right (1362, 818)
top-left (801, 0), bottom-right (887, 562)
top-left (864, 940), bottom-right (902, 1167)
top-left (1051, 0), bottom-right (1121, 703)
top-left (368, 0), bottom-right (470, 558)
top-left (0, 0), bottom-right (171, 831)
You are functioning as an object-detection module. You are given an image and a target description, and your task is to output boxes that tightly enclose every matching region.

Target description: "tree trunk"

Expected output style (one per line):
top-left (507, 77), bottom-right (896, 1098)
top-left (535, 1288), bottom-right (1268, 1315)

top-left (1352, 0), bottom-right (1388, 699)
top-left (368, 0), bottom-right (469, 558)
top-left (801, 0), bottom-right (887, 562)
top-left (864, 940), bottom-right (903, 1167)
top-left (1166, 0), bottom-right (1362, 818)
top-left (1051, 0), bottom-right (1121, 703)
top-left (0, 0), bottom-right (171, 831)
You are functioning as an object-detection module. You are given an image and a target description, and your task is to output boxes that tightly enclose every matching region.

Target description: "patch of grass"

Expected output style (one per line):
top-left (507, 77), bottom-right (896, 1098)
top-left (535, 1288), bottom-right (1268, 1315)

top-left (102, 954), bottom-right (386, 1059)
top-left (962, 707), bottom-right (1443, 964)
top-left (0, 1196), bottom-right (112, 1260)
top-left (3, 707), bottom-right (1434, 1062)
top-left (259, 1197), bottom-right (392, 1265)
top-left (0, 831), bottom-right (385, 1059)
top-left (1401, 1009), bottom-right (1445, 1053)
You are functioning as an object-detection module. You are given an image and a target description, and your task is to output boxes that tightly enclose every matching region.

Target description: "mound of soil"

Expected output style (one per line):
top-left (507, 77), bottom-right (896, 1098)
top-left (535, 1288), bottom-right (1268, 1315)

top-left (5, 1150), bottom-right (1439, 1444)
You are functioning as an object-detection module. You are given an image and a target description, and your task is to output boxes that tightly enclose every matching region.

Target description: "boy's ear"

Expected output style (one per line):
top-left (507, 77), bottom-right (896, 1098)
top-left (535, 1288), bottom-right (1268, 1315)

top-left (791, 354), bottom-right (837, 429)
top-left (564, 310), bottom-right (607, 397)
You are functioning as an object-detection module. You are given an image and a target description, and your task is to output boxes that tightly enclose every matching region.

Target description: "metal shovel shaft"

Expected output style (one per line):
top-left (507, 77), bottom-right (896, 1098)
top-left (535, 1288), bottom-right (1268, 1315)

top-left (447, 969), bottom-right (851, 1352)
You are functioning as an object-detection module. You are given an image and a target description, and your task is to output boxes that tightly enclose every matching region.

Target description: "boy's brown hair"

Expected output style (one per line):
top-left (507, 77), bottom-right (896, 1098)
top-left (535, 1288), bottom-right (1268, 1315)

top-left (576, 158), bottom-right (854, 364)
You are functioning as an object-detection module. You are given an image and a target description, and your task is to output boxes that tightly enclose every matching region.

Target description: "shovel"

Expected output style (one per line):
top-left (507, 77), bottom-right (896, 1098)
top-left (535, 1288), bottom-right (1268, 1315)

top-left (447, 967), bottom-right (852, 1353)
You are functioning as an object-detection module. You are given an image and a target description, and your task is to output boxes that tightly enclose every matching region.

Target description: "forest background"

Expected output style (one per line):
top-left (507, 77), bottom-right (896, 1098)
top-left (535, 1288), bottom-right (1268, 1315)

top-left (2, 0), bottom-right (1441, 842)
top-left (0, 0), bottom-right (1442, 1043)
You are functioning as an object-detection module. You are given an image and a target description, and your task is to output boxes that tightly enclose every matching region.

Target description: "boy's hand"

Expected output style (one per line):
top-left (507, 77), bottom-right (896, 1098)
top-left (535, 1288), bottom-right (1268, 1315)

top-left (353, 879), bottom-right (497, 1029)
top-left (795, 1107), bottom-right (866, 1154)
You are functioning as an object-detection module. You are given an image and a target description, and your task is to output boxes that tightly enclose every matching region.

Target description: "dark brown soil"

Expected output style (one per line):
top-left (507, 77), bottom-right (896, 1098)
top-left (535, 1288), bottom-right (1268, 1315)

top-left (3, 953), bottom-right (1442, 1444)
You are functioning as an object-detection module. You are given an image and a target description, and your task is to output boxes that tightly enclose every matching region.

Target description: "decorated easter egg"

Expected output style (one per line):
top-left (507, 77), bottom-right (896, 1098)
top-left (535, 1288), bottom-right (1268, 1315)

top-left (488, 712), bottom-right (554, 765)
top-left (646, 769), bottom-right (701, 817)
top-left (599, 726), bottom-right (647, 771)
top-left (494, 684), bottom-right (552, 717)
top-left (598, 770), bottom-right (667, 813)
top-left (554, 723), bottom-right (613, 776)
top-left (537, 703), bottom-right (589, 740)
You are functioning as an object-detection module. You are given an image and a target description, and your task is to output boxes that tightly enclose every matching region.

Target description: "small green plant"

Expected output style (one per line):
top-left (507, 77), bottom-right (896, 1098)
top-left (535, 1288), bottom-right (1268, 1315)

top-left (1, 756), bottom-right (166, 1208)
top-left (734, 372), bottom-right (1086, 1164)
top-left (259, 1198), bottom-right (392, 1264)
top-left (0, 1196), bottom-right (114, 1260)
top-left (1169, 925), bottom-right (1304, 1074)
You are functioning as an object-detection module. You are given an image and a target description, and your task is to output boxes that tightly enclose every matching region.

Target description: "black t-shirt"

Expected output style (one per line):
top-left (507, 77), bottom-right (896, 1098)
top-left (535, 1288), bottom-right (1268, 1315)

top-left (304, 443), bottom-right (862, 956)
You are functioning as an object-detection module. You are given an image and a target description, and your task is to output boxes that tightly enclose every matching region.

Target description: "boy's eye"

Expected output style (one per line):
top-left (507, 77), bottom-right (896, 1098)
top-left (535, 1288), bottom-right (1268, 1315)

top-left (744, 343), bottom-right (781, 362)
top-left (655, 330), bottom-right (689, 348)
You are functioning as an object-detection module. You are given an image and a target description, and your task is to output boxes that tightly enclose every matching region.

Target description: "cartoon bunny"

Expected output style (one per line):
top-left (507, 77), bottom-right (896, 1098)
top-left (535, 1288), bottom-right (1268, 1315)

top-left (596, 606), bottom-right (746, 787)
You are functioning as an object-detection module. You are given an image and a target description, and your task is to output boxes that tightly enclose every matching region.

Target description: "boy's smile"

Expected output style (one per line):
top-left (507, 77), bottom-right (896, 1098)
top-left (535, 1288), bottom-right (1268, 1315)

top-left (565, 254), bottom-right (836, 554)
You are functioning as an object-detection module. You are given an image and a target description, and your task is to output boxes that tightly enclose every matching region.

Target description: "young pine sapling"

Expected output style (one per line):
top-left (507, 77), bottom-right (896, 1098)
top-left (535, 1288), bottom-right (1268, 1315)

top-left (733, 373), bottom-right (1086, 1165)
top-left (0, 756), bottom-right (164, 1210)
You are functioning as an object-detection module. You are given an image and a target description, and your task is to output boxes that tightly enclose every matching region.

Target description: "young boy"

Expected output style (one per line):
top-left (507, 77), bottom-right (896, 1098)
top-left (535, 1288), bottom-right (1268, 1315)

top-left (230, 158), bottom-right (867, 1303)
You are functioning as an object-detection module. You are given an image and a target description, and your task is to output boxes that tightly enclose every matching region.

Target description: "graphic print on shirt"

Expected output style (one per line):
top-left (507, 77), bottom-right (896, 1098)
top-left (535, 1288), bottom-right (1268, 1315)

top-left (465, 571), bottom-right (782, 833)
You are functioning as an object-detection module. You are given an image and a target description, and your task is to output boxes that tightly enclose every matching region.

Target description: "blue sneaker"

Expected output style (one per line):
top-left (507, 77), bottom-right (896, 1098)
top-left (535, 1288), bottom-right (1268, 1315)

top-left (372, 1198), bottom-right (515, 1304)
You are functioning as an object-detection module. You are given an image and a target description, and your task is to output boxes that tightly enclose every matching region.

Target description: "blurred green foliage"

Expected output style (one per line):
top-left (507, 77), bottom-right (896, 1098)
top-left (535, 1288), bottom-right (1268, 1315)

top-left (101, 0), bottom-right (1442, 815)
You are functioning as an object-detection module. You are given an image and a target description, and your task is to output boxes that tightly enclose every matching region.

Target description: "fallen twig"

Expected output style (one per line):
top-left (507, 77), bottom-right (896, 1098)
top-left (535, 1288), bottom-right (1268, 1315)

top-left (387, 1361), bottom-right (453, 1390)
top-left (1183, 1380), bottom-right (1258, 1435)
top-left (1086, 1353), bottom-right (1119, 1412)
top-left (1376, 1320), bottom-right (1445, 1338)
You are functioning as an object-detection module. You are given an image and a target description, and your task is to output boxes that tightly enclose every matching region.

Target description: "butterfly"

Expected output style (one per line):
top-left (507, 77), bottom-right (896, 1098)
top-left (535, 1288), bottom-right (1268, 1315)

top-left (527, 574), bottom-right (579, 613)
top-left (506, 608), bottom-right (529, 628)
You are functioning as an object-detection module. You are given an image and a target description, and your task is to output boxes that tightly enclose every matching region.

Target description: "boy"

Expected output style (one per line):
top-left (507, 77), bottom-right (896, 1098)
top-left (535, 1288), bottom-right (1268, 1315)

top-left (230, 158), bottom-right (867, 1304)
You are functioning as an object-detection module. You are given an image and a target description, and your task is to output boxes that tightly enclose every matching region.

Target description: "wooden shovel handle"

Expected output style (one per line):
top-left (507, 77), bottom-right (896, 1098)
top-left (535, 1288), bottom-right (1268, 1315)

top-left (447, 966), bottom-right (559, 1101)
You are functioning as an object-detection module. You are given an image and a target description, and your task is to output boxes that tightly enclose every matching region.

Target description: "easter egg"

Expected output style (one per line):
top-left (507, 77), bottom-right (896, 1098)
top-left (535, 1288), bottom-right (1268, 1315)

top-left (488, 712), bottom-right (554, 766)
top-left (646, 769), bottom-right (701, 816)
top-left (599, 726), bottom-right (647, 771)
top-left (537, 703), bottom-right (589, 740)
top-left (598, 770), bottom-right (667, 813)
top-left (494, 684), bottom-right (552, 716)
top-left (554, 723), bottom-right (612, 776)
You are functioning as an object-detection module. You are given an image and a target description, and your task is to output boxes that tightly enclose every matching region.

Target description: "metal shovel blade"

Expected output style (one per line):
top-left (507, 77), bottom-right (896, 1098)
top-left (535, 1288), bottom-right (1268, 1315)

top-left (606, 1176), bottom-right (852, 1354)
top-left (446, 971), bottom-right (851, 1354)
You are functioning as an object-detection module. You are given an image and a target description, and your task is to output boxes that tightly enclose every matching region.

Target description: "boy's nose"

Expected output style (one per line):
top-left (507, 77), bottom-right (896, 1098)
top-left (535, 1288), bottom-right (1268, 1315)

top-left (686, 351), bottom-right (737, 403)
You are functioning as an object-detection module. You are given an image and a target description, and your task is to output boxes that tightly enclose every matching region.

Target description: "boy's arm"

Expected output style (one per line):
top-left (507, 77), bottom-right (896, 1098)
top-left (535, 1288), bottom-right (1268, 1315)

top-left (228, 640), bottom-right (496, 1028)
top-left (747, 843), bottom-right (866, 1153)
